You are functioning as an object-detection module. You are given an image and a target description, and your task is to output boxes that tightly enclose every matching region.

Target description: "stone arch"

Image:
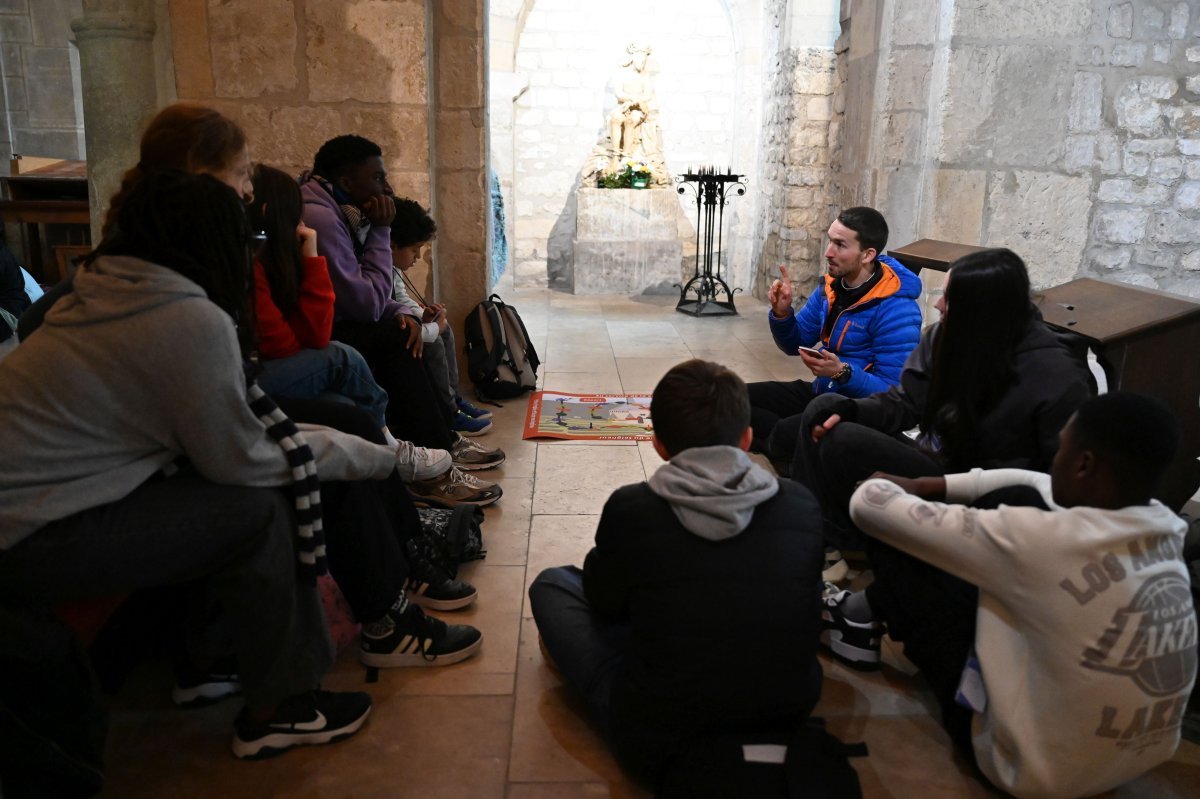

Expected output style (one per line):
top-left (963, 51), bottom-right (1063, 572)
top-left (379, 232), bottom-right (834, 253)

top-left (494, 0), bottom-right (758, 289)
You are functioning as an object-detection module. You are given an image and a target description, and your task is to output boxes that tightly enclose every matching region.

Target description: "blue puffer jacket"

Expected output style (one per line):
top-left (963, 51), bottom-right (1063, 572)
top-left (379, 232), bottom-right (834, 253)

top-left (767, 254), bottom-right (923, 398)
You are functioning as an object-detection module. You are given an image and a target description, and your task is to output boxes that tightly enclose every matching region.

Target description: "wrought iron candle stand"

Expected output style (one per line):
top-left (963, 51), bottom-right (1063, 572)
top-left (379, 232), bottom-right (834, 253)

top-left (674, 166), bottom-right (746, 316)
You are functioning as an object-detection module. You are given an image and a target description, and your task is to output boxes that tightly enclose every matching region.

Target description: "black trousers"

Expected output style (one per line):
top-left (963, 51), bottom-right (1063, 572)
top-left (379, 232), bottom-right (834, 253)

top-left (794, 393), bottom-right (943, 549)
top-left (0, 478), bottom-right (332, 708)
top-left (745, 378), bottom-right (815, 472)
top-left (333, 319), bottom-right (456, 450)
top-left (273, 396), bottom-right (418, 622)
top-left (866, 485), bottom-right (1049, 758)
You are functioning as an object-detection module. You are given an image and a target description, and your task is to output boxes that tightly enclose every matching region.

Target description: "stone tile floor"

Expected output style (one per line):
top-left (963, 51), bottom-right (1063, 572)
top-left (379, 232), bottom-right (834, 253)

top-left (99, 289), bottom-right (1199, 797)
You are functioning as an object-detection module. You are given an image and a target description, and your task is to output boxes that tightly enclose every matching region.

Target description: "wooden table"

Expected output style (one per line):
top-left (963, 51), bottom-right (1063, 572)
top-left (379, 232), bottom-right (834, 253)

top-left (1034, 277), bottom-right (1200, 511)
top-left (889, 238), bottom-right (989, 275)
top-left (0, 159), bottom-right (90, 282)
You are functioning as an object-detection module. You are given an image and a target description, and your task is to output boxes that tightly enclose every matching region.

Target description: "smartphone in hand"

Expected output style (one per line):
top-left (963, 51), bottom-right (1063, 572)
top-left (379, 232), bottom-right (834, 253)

top-left (797, 345), bottom-right (824, 358)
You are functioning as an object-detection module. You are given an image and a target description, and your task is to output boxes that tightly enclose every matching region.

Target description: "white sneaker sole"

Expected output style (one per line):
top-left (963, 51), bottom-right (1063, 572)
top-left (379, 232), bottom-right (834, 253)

top-left (358, 635), bottom-right (482, 668)
top-left (231, 706), bottom-right (371, 759)
top-left (407, 586), bottom-right (479, 611)
top-left (455, 421), bottom-right (493, 437)
top-left (172, 679), bottom-right (241, 707)
top-left (820, 628), bottom-right (882, 671)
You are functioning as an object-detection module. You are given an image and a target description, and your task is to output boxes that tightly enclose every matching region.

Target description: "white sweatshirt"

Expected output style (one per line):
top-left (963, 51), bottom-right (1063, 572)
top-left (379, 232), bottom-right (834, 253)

top-left (850, 469), bottom-right (1195, 799)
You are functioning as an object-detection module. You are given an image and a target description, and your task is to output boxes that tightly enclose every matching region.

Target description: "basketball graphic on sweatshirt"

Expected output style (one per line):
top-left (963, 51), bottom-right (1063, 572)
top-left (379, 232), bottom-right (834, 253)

top-left (1082, 572), bottom-right (1197, 698)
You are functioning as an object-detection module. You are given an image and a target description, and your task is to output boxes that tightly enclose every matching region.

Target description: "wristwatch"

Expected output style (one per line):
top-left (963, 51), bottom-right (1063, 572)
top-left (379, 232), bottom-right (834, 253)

top-left (833, 363), bottom-right (853, 385)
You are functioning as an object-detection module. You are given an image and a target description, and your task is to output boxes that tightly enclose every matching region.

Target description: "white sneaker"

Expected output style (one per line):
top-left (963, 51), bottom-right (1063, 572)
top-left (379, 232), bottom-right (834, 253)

top-left (395, 440), bottom-right (452, 482)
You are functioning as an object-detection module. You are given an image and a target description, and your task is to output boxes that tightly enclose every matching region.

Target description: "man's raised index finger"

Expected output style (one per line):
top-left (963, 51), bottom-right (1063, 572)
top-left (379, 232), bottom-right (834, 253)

top-left (779, 264), bottom-right (791, 282)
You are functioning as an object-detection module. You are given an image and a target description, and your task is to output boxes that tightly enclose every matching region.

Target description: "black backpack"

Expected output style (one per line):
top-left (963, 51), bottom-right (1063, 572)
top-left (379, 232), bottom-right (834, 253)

top-left (409, 505), bottom-right (487, 578)
top-left (464, 294), bottom-right (540, 400)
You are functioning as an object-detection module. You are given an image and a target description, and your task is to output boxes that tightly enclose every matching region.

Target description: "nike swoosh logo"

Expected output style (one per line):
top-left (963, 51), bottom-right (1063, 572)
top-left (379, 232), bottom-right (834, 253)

top-left (271, 710), bottom-right (326, 732)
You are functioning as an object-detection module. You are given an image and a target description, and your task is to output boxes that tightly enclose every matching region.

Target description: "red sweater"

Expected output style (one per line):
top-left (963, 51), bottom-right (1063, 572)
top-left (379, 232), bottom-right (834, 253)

top-left (253, 256), bottom-right (335, 359)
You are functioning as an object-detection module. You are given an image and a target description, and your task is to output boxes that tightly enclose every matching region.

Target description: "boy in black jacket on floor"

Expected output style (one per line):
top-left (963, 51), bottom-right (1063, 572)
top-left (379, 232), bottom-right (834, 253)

top-left (529, 359), bottom-right (826, 785)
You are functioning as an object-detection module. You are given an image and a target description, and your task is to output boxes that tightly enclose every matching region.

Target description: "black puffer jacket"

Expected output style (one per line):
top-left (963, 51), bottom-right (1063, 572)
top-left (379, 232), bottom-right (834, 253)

top-left (854, 311), bottom-right (1092, 472)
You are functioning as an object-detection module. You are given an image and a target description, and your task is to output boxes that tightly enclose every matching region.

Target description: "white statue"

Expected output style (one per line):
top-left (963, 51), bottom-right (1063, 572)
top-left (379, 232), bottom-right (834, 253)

top-left (583, 44), bottom-right (670, 187)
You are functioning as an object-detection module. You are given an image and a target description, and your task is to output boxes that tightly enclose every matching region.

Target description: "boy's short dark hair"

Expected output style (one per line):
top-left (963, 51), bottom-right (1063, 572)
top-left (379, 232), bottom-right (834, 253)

top-left (390, 198), bottom-right (437, 248)
top-left (313, 134), bottom-right (382, 181)
top-left (836, 206), bottom-right (888, 256)
top-left (651, 359), bottom-right (750, 455)
top-left (1072, 391), bottom-right (1179, 493)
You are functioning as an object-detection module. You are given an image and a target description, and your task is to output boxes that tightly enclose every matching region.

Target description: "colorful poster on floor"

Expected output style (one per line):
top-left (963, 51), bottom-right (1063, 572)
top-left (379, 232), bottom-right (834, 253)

top-left (523, 390), bottom-right (653, 440)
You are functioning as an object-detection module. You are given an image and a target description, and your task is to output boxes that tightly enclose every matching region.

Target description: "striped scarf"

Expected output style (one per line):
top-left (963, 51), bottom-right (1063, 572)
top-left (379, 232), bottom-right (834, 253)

top-left (246, 379), bottom-right (327, 584)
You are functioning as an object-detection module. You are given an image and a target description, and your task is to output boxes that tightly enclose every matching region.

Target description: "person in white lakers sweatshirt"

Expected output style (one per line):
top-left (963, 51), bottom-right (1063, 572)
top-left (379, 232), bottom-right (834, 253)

top-left (828, 391), bottom-right (1195, 798)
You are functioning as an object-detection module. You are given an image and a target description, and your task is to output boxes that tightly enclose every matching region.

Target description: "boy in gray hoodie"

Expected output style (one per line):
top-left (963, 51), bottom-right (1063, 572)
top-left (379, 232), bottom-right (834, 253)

top-left (529, 359), bottom-right (826, 785)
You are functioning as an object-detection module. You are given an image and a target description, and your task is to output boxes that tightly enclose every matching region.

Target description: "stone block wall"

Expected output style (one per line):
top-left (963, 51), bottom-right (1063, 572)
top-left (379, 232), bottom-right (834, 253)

top-left (828, 0), bottom-right (1200, 300)
top-left (751, 0), bottom-right (839, 303)
top-left (0, 0), bottom-right (86, 173)
top-left (169, 0), bottom-right (431, 203)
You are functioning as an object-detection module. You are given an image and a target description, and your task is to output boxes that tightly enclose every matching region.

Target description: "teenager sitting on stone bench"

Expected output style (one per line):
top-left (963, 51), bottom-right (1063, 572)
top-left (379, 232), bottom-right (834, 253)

top-left (830, 392), bottom-right (1196, 798)
top-left (0, 172), bottom-right (483, 766)
top-left (388, 197), bottom-right (494, 437)
top-left (301, 134), bottom-right (503, 507)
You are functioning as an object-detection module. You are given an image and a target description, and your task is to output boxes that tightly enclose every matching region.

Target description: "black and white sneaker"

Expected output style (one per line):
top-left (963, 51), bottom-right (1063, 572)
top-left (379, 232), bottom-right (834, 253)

top-left (359, 603), bottom-right (482, 668)
top-left (820, 583), bottom-right (883, 670)
top-left (404, 567), bottom-right (479, 611)
top-left (172, 657), bottom-right (241, 707)
top-left (231, 689), bottom-right (372, 759)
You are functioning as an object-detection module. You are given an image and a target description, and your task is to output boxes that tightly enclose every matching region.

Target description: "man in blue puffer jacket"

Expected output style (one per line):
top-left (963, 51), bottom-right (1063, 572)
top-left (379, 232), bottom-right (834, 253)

top-left (748, 207), bottom-right (922, 479)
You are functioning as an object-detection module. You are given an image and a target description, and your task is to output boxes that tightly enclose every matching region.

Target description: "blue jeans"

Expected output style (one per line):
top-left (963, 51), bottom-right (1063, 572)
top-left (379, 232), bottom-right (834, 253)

top-left (257, 342), bottom-right (389, 429)
top-left (528, 565), bottom-right (630, 739)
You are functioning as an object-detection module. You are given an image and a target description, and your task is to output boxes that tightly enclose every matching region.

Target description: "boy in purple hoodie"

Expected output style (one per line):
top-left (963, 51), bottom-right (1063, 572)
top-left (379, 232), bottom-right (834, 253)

top-left (300, 135), bottom-right (504, 506)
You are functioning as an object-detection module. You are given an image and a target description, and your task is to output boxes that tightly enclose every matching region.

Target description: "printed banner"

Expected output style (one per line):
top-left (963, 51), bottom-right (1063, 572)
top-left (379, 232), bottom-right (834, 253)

top-left (523, 390), bottom-right (653, 440)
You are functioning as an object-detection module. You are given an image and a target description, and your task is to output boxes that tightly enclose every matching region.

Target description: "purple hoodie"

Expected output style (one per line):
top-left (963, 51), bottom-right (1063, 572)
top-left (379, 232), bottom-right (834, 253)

top-left (299, 176), bottom-right (404, 322)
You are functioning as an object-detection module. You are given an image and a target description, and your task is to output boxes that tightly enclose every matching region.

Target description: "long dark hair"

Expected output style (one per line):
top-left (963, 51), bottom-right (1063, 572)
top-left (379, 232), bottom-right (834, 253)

top-left (247, 164), bottom-right (304, 314)
top-left (85, 171), bottom-right (256, 355)
top-left (922, 248), bottom-right (1034, 469)
top-left (103, 103), bottom-right (248, 237)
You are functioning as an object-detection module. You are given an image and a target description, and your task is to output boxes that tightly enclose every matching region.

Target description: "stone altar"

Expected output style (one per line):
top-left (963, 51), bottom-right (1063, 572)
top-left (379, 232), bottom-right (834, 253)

top-left (570, 188), bottom-right (686, 295)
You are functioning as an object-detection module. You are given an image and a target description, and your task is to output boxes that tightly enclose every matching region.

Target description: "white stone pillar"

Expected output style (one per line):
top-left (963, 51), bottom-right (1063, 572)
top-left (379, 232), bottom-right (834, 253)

top-left (71, 0), bottom-right (158, 241)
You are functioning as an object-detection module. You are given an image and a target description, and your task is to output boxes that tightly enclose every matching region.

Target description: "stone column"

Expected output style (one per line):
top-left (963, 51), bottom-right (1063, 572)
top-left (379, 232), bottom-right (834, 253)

top-left (71, 0), bottom-right (159, 241)
top-left (428, 0), bottom-right (490, 378)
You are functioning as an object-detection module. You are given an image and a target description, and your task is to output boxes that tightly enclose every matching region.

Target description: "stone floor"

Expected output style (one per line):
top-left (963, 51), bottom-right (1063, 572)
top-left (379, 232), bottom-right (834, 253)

top-left (98, 289), bottom-right (1199, 798)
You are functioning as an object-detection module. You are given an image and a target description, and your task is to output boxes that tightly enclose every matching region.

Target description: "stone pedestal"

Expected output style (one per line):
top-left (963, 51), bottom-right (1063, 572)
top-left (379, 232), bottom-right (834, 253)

top-left (571, 188), bottom-right (684, 295)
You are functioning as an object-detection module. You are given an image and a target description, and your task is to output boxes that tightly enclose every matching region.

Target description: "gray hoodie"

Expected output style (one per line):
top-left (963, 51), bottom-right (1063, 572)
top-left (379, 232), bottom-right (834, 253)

top-left (646, 445), bottom-right (779, 541)
top-left (0, 255), bottom-right (396, 549)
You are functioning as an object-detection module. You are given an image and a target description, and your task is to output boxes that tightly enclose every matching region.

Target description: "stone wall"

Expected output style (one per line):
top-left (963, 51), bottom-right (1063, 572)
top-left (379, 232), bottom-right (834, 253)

top-left (168, 0), bottom-right (432, 203)
top-left (0, 0), bottom-right (86, 172)
top-left (828, 0), bottom-right (1200, 300)
top-left (753, 0), bottom-right (837, 299)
